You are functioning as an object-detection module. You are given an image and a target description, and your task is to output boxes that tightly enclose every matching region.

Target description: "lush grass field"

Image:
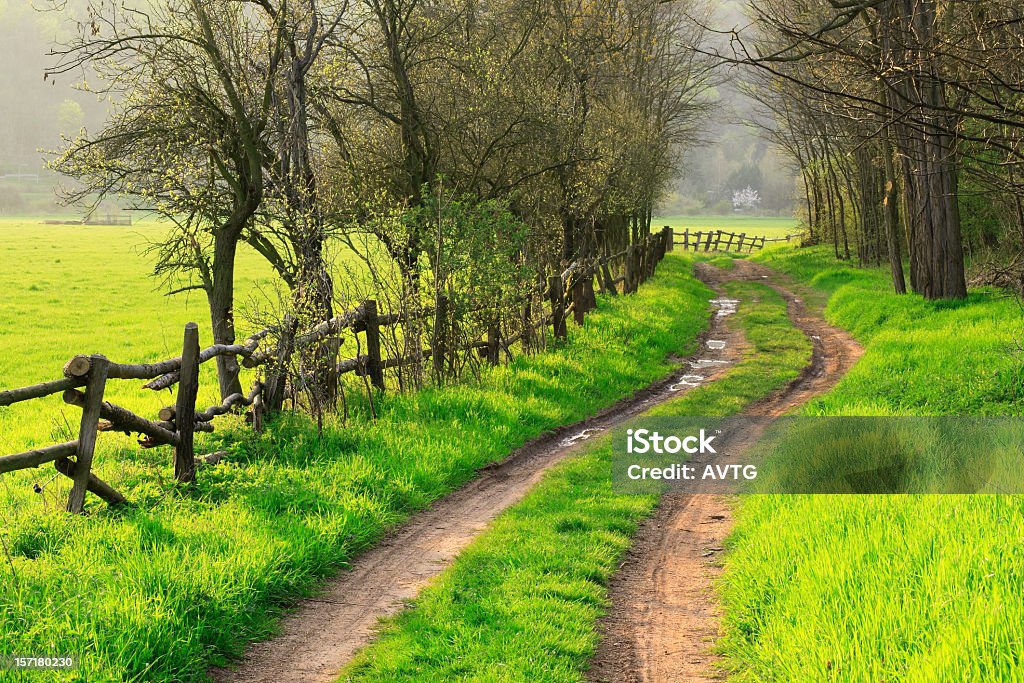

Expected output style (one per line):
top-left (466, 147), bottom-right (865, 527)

top-left (718, 247), bottom-right (1024, 681)
top-left (338, 278), bottom-right (813, 682)
top-left (655, 215), bottom-right (799, 240)
top-left (0, 218), bottom-right (283, 457)
top-left (0, 240), bottom-right (714, 681)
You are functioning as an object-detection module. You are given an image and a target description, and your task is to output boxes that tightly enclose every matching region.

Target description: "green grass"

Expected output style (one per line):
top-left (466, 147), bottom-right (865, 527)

top-left (655, 215), bottom-right (799, 240)
top-left (0, 244), bottom-right (714, 682)
top-left (0, 218), bottom-right (282, 456)
top-left (754, 247), bottom-right (1024, 416)
top-left (0, 218), bottom-right (374, 457)
top-left (718, 246), bottom-right (1024, 681)
top-left (338, 278), bottom-right (812, 682)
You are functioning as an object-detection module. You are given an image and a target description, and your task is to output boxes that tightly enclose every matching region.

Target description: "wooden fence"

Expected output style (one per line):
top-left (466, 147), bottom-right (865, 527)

top-left (675, 229), bottom-right (800, 253)
top-left (0, 229), bottom-right (675, 513)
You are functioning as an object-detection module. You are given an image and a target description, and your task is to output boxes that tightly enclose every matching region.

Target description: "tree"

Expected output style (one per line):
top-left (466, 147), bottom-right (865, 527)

top-left (49, 0), bottom-right (285, 398)
top-left (735, 0), bottom-right (1024, 298)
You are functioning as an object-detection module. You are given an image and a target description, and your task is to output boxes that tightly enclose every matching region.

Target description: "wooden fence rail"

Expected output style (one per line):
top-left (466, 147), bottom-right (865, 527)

top-left (0, 229), bottom-right (675, 513)
top-left (675, 229), bottom-right (800, 253)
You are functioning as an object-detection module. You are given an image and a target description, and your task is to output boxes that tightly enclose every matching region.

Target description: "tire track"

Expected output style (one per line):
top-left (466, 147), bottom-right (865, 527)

top-left (587, 261), bottom-right (862, 683)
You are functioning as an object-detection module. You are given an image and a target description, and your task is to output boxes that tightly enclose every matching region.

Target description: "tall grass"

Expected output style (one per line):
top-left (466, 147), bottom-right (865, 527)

top-left (719, 247), bottom-right (1024, 681)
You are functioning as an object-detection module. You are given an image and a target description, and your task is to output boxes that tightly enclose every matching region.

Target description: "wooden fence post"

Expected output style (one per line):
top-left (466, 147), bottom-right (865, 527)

top-left (252, 385), bottom-right (264, 434)
top-left (548, 275), bottom-right (567, 340)
top-left (638, 240), bottom-right (646, 281)
top-left (363, 299), bottom-right (385, 391)
top-left (664, 226), bottom-right (674, 252)
top-left (432, 294), bottom-right (448, 379)
top-left (174, 322), bottom-right (200, 484)
top-left (624, 246), bottom-right (636, 293)
top-left (521, 298), bottom-right (534, 351)
top-left (583, 269), bottom-right (597, 314)
top-left (738, 233), bottom-right (747, 253)
top-left (486, 321), bottom-right (500, 365)
top-left (264, 315), bottom-right (297, 413)
top-left (704, 231), bottom-right (713, 252)
top-left (600, 260), bottom-right (618, 296)
top-left (572, 275), bottom-right (586, 325)
top-left (683, 228), bottom-right (689, 251)
top-left (325, 336), bottom-right (341, 409)
top-left (65, 354), bottom-right (109, 513)
top-left (713, 230), bottom-right (723, 251)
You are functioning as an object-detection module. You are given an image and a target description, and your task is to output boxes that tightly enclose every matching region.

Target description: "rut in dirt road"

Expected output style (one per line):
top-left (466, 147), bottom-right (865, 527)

top-left (587, 261), bottom-right (863, 683)
top-left (212, 274), bottom-right (745, 683)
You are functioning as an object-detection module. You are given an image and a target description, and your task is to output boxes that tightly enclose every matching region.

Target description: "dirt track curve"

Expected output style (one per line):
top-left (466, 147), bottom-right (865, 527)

top-left (587, 260), bottom-right (863, 683)
top-left (212, 267), bottom-right (750, 683)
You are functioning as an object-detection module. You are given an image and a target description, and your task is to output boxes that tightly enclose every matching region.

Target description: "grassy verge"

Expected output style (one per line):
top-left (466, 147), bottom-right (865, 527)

top-left (719, 247), bottom-right (1024, 681)
top-left (338, 279), bottom-right (811, 682)
top-left (0, 256), bottom-right (712, 682)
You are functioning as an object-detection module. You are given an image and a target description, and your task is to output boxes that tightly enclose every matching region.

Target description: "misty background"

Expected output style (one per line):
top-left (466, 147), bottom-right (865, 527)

top-left (0, 0), bottom-right (797, 218)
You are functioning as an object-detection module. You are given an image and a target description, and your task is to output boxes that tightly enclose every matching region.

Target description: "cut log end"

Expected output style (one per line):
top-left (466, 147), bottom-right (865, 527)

top-left (62, 355), bottom-right (91, 378)
top-left (158, 406), bottom-right (175, 422)
top-left (62, 387), bottom-right (86, 407)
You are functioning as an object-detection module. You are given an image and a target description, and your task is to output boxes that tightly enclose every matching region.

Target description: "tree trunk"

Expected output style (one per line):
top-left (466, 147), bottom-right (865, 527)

top-left (208, 230), bottom-right (244, 400)
top-left (880, 0), bottom-right (967, 299)
top-left (881, 127), bottom-right (907, 294)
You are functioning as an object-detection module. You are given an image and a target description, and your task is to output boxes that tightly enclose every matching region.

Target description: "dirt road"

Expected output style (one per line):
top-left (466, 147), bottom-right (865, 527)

top-left (213, 272), bottom-right (746, 683)
top-left (587, 260), bottom-right (862, 683)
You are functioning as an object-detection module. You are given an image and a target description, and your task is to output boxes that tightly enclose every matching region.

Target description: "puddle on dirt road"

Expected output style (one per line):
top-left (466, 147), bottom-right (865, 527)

top-left (710, 298), bottom-right (739, 318)
top-left (670, 374), bottom-right (706, 391)
top-left (706, 340), bottom-right (727, 350)
top-left (561, 427), bottom-right (604, 447)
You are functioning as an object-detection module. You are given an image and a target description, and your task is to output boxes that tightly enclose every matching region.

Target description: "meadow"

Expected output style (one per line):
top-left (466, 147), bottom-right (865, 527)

top-left (0, 217), bottom-right (280, 457)
top-left (0, 219), bottom-right (713, 681)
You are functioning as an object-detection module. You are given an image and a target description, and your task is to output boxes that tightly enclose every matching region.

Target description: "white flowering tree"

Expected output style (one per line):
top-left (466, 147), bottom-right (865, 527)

top-left (732, 186), bottom-right (761, 212)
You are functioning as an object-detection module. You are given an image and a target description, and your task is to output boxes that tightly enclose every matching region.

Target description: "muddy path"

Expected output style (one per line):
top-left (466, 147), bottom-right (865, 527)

top-left (212, 272), bottom-right (747, 683)
top-left (587, 261), bottom-right (862, 683)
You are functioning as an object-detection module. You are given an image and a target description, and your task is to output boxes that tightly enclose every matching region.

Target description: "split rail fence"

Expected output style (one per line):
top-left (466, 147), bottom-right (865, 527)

top-left (676, 229), bottom-right (800, 253)
top-left (0, 229), bottom-right (675, 513)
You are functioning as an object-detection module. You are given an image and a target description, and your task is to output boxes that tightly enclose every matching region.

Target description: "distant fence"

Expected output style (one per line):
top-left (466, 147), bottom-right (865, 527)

top-left (676, 229), bottom-right (800, 253)
top-left (43, 215), bottom-right (133, 226)
top-left (84, 214), bottom-right (133, 226)
top-left (0, 229), bottom-right (675, 513)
